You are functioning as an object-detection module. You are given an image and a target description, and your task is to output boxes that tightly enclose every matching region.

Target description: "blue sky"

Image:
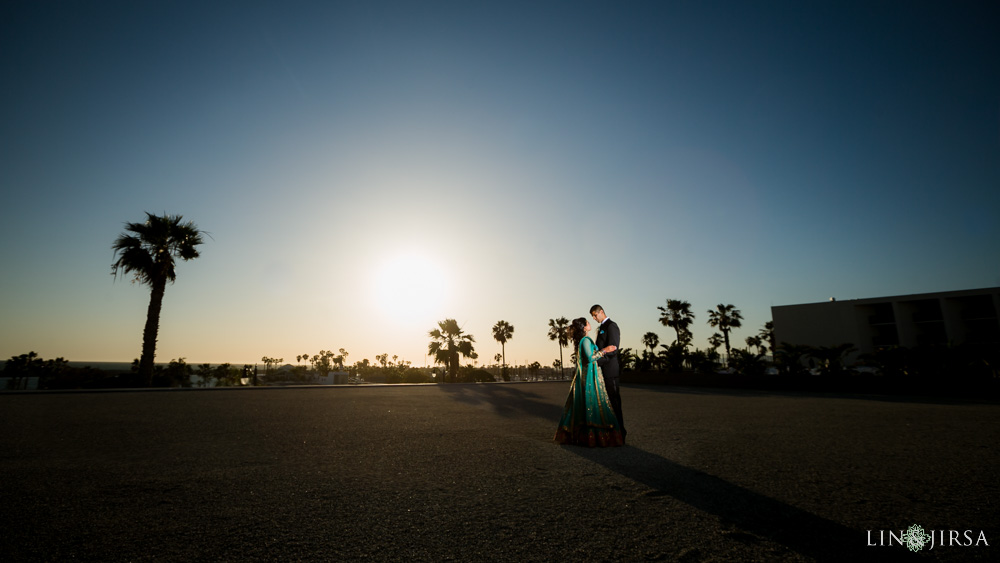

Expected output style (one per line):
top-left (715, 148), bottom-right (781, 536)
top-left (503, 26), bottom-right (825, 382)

top-left (2, 0), bottom-right (998, 367)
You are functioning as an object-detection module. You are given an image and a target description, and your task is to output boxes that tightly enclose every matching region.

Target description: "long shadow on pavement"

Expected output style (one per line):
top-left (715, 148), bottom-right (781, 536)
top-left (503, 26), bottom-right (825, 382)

top-left (565, 445), bottom-right (915, 563)
top-left (625, 382), bottom-right (1000, 406)
top-left (438, 383), bottom-right (564, 421)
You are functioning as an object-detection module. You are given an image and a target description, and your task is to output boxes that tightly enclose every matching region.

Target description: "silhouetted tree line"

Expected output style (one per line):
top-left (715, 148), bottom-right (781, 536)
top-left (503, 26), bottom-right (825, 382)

top-left (1, 352), bottom-right (211, 390)
top-left (41, 211), bottom-right (992, 389)
top-left (624, 299), bottom-right (758, 375)
top-left (3, 352), bottom-right (76, 390)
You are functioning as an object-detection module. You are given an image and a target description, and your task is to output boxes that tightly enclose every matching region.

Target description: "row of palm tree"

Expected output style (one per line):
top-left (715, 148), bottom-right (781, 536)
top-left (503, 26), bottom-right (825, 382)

top-left (645, 300), bottom-right (746, 358)
top-left (641, 300), bottom-right (778, 373)
top-left (424, 315), bottom-right (577, 382)
top-left (425, 304), bottom-right (756, 382)
top-left (109, 213), bottom-right (780, 386)
top-left (424, 319), bottom-right (521, 383)
top-left (651, 299), bottom-right (751, 358)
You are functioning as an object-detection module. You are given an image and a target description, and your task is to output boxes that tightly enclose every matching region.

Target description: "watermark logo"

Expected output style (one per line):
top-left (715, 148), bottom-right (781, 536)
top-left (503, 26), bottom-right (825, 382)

top-left (868, 525), bottom-right (988, 551)
top-left (901, 524), bottom-right (930, 552)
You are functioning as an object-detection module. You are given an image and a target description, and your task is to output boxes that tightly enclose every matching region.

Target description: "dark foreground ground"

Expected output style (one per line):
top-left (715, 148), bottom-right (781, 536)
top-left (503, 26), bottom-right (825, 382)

top-left (1, 383), bottom-right (997, 562)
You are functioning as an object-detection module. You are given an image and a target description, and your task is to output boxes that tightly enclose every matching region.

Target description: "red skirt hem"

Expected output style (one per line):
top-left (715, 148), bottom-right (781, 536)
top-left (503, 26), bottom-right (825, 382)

top-left (554, 427), bottom-right (624, 447)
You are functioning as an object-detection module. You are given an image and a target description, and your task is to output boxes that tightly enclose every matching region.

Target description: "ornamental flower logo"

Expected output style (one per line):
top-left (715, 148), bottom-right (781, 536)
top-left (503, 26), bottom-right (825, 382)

top-left (902, 524), bottom-right (930, 552)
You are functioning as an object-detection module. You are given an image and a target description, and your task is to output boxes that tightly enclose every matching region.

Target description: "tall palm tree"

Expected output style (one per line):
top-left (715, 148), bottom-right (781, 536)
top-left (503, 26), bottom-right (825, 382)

top-left (492, 320), bottom-right (514, 379)
top-left (547, 317), bottom-right (570, 378)
top-left (657, 299), bottom-right (695, 346)
top-left (707, 303), bottom-right (743, 359)
top-left (428, 319), bottom-right (477, 383)
top-left (111, 212), bottom-right (205, 386)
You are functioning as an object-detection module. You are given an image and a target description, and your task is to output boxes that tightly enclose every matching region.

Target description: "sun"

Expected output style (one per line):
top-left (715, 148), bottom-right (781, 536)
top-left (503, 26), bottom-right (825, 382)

top-left (371, 252), bottom-right (449, 324)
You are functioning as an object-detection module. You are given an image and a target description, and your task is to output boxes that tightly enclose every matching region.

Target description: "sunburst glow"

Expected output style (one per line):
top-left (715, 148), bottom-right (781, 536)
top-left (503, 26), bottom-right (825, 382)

top-left (371, 252), bottom-right (449, 324)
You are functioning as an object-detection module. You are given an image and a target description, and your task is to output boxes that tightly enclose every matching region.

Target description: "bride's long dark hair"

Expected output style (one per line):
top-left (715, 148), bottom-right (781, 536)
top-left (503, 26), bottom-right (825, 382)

top-left (568, 317), bottom-right (588, 347)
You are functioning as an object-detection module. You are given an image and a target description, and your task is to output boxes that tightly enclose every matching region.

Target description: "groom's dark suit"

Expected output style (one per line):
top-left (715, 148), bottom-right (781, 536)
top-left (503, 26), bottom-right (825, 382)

top-left (595, 318), bottom-right (625, 438)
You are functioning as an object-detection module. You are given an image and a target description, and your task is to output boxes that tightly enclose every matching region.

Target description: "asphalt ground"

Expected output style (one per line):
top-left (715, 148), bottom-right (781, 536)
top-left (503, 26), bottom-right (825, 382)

top-left (1, 383), bottom-right (997, 562)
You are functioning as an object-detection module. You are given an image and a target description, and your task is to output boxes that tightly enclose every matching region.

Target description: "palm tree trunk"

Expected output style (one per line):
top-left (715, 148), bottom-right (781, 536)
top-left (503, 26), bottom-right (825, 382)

top-left (501, 343), bottom-right (506, 380)
top-left (558, 346), bottom-right (564, 379)
top-left (722, 329), bottom-right (731, 365)
top-left (140, 279), bottom-right (166, 386)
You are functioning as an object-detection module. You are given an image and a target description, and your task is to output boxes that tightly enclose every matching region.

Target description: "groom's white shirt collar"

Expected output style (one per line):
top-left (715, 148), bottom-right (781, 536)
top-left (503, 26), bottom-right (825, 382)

top-left (600, 317), bottom-right (610, 326)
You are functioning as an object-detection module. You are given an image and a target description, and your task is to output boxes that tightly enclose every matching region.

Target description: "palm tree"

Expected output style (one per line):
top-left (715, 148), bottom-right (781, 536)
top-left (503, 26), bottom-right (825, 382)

top-left (428, 319), bottom-right (477, 383)
top-left (492, 320), bottom-right (514, 379)
top-left (774, 343), bottom-right (812, 376)
top-left (807, 343), bottom-right (857, 376)
top-left (111, 212), bottom-right (205, 386)
top-left (641, 332), bottom-right (660, 354)
top-left (728, 348), bottom-right (767, 376)
top-left (617, 347), bottom-right (636, 371)
top-left (707, 303), bottom-right (743, 359)
top-left (638, 332), bottom-right (661, 371)
top-left (759, 321), bottom-right (775, 355)
top-left (708, 333), bottom-right (725, 352)
top-left (745, 335), bottom-right (765, 355)
top-left (657, 299), bottom-right (695, 347)
top-left (547, 317), bottom-right (570, 378)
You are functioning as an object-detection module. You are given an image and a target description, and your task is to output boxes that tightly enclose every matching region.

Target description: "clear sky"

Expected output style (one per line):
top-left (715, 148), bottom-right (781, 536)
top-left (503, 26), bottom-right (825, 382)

top-left (2, 0), bottom-right (998, 368)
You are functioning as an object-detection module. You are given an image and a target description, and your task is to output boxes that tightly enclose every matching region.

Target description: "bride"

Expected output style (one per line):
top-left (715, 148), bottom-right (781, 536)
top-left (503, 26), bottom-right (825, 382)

top-left (554, 317), bottom-right (624, 447)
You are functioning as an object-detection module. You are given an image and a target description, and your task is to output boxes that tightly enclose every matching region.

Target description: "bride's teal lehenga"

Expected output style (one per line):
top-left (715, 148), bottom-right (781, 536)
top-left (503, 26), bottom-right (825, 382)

top-left (554, 336), bottom-right (624, 447)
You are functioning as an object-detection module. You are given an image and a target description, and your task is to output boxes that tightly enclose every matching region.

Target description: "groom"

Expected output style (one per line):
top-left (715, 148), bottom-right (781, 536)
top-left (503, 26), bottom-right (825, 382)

top-left (591, 304), bottom-right (626, 441)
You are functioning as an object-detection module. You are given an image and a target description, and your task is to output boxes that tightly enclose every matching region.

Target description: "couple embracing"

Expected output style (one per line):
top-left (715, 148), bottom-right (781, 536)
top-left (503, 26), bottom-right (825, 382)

top-left (554, 304), bottom-right (627, 447)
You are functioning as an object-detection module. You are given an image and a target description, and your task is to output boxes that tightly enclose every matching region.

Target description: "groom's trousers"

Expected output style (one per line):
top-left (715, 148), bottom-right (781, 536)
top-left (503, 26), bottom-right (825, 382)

top-left (602, 360), bottom-right (625, 436)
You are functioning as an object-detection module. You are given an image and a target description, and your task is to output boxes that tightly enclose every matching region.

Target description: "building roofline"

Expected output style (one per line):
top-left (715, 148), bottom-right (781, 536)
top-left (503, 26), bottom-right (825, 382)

top-left (772, 286), bottom-right (1000, 309)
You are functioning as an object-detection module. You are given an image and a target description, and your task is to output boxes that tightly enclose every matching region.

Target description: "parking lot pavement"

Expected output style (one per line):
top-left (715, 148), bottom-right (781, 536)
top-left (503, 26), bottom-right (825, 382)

top-left (1, 383), bottom-right (996, 561)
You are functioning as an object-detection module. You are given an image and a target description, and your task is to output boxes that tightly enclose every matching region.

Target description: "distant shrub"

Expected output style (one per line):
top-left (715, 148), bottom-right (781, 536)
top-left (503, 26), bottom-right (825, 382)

top-left (688, 349), bottom-right (720, 375)
top-left (403, 370), bottom-right (433, 383)
top-left (859, 343), bottom-right (999, 379)
top-left (2, 352), bottom-right (118, 389)
top-left (660, 342), bottom-right (687, 373)
top-left (728, 349), bottom-right (767, 377)
top-left (457, 368), bottom-right (496, 383)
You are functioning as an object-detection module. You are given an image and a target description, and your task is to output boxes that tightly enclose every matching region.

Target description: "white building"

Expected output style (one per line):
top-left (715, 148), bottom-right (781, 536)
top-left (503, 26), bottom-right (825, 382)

top-left (771, 287), bottom-right (1000, 361)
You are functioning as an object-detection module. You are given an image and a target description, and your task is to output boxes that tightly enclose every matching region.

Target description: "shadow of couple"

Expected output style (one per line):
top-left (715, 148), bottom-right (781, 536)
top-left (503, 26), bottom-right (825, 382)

top-left (563, 444), bottom-right (914, 562)
top-left (438, 383), bottom-right (911, 561)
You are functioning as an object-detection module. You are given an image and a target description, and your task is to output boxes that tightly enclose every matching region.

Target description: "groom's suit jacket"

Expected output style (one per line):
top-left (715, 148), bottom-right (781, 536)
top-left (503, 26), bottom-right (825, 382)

top-left (595, 319), bottom-right (621, 381)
